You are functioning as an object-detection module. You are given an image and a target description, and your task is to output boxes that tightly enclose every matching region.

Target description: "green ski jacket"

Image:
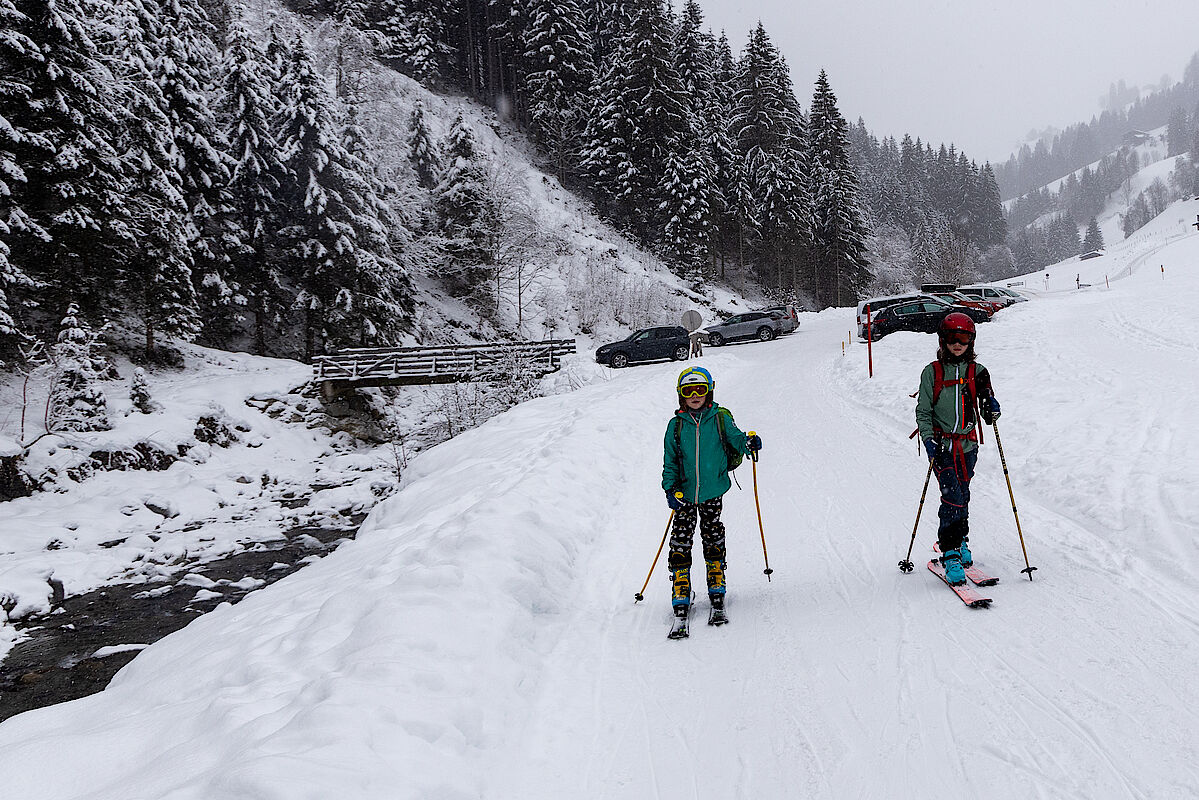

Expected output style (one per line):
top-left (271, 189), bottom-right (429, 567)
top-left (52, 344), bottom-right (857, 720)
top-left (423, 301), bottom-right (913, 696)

top-left (662, 404), bottom-right (751, 504)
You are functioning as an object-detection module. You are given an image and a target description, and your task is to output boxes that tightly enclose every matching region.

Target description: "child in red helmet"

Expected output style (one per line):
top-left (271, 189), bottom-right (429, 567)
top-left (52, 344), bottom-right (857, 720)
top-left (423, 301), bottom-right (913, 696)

top-left (914, 313), bottom-right (1001, 585)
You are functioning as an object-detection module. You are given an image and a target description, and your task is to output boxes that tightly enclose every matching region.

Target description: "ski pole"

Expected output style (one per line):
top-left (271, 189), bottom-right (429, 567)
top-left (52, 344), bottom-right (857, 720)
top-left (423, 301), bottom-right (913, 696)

top-left (899, 459), bottom-right (935, 573)
top-left (992, 421), bottom-right (1038, 581)
top-left (634, 494), bottom-right (681, 602)
top-left (748, 431), bottom-right (773, 581)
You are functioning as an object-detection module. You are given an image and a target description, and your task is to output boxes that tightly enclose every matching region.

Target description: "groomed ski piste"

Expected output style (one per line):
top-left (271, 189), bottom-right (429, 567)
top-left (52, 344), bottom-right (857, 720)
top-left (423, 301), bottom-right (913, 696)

top-left (1, 202), bottom-right (1197, 798)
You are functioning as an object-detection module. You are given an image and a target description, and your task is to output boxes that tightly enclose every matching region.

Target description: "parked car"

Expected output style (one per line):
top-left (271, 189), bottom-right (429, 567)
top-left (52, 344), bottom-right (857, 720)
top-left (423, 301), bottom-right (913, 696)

top-left (704, 310), bottom-right (789, 346)
top-left (866, 299), bottom-right (990, 341)
top-left (993, 287), bottom-right (1028, 303)
top-left (595, 326), bottom-right (690, 368)
top-left (956, 285), bottom-right (1015, 308)
top-left (929, 291), bottom-right (1002, 316)
top-left (920, 283), bottom-right (957, 293)
top-left (856, 293), bottom-right (931, 339)
top-left (758, 304), bottom-right (801, 335)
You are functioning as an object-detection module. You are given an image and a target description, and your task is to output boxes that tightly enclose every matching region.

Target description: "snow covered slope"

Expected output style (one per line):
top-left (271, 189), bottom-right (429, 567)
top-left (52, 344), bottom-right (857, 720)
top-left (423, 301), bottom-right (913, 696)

top-left (0, 219), bottom-right (1197, 797)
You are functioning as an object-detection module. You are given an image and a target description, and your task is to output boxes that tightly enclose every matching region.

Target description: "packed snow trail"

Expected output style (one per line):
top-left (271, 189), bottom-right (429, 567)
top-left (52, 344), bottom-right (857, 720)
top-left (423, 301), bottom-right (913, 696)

top-left (1, 217), bottom-right (1198, 798)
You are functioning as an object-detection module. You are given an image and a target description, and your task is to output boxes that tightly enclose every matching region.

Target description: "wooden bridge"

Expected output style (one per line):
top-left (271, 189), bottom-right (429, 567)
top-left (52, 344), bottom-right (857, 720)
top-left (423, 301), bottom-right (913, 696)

top-left (313, 339), bottom-right (577, 398)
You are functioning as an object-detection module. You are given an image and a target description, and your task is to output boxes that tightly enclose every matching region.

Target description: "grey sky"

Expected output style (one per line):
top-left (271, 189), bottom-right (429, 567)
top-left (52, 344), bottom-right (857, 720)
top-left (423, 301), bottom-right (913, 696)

top-left (695, 0), bottom-right (1199, 164)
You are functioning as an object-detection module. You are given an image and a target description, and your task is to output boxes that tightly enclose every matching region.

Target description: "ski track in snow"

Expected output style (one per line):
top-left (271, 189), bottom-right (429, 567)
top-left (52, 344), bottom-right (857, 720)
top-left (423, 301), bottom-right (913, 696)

top-left (2, 209), bottom-right (1199, 798)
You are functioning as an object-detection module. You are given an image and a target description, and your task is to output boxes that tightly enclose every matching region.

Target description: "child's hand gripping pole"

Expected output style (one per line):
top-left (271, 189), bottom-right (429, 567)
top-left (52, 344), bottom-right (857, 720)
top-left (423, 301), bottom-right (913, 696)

top-left (635, 493), bottom-right (682, 602)
top-left (747, 431), bottom-right (772, 581)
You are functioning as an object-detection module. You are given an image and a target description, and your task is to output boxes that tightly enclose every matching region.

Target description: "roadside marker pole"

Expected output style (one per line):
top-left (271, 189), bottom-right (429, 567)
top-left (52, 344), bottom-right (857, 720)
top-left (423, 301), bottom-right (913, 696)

top-left (866, 304), bottom-right (874, 378)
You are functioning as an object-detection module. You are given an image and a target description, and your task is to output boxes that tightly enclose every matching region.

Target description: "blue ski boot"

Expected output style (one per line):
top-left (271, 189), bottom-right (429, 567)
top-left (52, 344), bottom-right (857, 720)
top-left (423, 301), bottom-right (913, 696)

top-left (941, 550), bottom-right (966, 586)
top-left (958, 538), bottom-right (973, 568)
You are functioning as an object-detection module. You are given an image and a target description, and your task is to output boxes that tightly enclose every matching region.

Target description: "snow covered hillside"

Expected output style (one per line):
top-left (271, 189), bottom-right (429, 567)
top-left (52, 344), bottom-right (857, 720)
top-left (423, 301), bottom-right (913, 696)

top-left (0, 215), bottom-right (1197, 797)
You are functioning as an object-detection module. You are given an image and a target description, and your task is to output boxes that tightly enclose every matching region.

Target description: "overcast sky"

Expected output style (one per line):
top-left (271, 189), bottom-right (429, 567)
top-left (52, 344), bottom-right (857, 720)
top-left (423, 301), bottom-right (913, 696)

top-left (695, 0), bottom-right (1199, 164)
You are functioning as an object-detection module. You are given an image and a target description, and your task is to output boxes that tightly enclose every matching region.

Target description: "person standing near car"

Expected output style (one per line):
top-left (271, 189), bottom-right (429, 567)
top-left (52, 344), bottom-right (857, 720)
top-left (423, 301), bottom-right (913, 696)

top-left (914, 313), bottom-right (1002, 585)
top-left (662, 367), bottom-right (760, 633)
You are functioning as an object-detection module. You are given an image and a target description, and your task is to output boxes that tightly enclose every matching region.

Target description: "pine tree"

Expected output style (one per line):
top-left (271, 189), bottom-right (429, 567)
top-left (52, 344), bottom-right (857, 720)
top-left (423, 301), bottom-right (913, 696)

top-left (434, 111), bottom-right (491, 296)
top-left (0, 0), bottom-right (36, 352)
top-left (1082, 216), bottom-right (1104, 252)
top-left (373, 0), bottom-right (439, 82)
top-left (109, 0), bottom-right (200, 357)
top-left (49, 303), bottom-right (110, 432)
top-left (807, 69), bottom-right (869, 306)
top-left (276, 35), bottom-right (408, 357)
top-left (4, 0), bottom-right (134, 319)
top-left (660, 133), bottom-right (714, 270)
top-left (156, 0), bottom-right (242, 343)
top-left (522, 0), bottom-right (592, 180)
top-left (581, 0), bottom-right (689, 241)
top-left (730, 23), bottom-right (810, 291)
top-left (221, 20), bottom-right (285, 354)
top-left (129, 366), bottom-right (156, 413)
top-left (409, 100), bottom-right (440, 190)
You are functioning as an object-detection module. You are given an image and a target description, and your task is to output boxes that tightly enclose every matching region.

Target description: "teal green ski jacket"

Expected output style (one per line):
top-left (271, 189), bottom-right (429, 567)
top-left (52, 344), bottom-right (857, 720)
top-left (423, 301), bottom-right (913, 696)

top-left (915, 360), bottom-right (993, 454)
top-left (662, 404), bottom-right (751, 504)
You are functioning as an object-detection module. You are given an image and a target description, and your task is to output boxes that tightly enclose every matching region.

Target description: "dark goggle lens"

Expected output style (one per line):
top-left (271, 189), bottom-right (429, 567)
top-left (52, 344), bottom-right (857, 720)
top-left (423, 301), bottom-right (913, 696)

top-left (946, 331), bottom-right (973, 345)
top-left (678, 383), bottom-right (709, 398)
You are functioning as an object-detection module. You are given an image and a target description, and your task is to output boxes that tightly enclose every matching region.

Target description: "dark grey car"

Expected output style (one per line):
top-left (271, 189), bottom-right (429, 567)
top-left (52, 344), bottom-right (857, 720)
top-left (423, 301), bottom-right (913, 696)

top-left (595, 326), bottom-right (690, 368)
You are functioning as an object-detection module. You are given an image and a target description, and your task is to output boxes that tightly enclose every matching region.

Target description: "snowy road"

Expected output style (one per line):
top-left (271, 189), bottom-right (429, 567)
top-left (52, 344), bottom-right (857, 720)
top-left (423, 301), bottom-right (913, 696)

top-left (1, 213), bottom-right (1197, 798)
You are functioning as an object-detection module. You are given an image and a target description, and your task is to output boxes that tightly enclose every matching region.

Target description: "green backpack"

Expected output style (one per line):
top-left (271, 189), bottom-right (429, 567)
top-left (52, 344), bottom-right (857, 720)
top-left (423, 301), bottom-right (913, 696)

top-left (673, 407), bottom-right (743, 473)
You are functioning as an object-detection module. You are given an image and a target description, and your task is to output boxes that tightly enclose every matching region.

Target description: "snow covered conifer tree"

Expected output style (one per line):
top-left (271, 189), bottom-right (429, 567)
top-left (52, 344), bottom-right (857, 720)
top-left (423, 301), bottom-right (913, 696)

top-left (660, 134), bottom-right (714, 271)
top-left (156, 0), bottom-right (242, 342)
top-left (221, 20), bottom-right (285, 354)
top-left (3, 0), bottom-right (133, 319)
top-left (0, 0), bottom-right (36, 353)
top-left (108, 0), bottom-right (201, 357)
top-left (409, 100), bottom-right (439, 191)
top-left (581, 0), bottom-right (688, 241)
top-left (808, 70), bottom-right (869, 306)
top-left (129, 366), bottom-right (156, 413)
top-left (434, 111), bottom-right (491, 297)
top-left (276, 35), bottom-right (408, 356)
top-left (49, 303), bottom-right (110, 432)
top-left (373, 0), bottom-right (439, 82)
top-left (522, 0), bottom-right (593, 175)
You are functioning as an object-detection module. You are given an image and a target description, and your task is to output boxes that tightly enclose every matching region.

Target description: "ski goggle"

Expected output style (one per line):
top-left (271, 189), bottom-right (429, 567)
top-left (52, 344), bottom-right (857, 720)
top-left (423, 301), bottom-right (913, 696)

top-left (944, 331), bottom-right (974, 345)
top-left (678, 383), bottom-right (710, 398)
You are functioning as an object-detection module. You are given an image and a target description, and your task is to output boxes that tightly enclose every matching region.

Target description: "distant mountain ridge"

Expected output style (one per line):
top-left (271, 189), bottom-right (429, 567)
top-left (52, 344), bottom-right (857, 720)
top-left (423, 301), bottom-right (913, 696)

top-left (995, 53), bottom-right (1199, 201)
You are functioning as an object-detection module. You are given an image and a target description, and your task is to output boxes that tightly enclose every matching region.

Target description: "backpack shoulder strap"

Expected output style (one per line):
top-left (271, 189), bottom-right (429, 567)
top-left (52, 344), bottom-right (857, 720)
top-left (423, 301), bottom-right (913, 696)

top-left (931, 361), bottom-right (946, 405)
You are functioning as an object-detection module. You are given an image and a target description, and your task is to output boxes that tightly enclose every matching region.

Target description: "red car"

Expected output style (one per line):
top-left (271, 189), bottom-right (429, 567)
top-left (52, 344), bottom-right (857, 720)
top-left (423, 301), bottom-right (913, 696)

top-left (931, 292), bottom-right (1001, 316)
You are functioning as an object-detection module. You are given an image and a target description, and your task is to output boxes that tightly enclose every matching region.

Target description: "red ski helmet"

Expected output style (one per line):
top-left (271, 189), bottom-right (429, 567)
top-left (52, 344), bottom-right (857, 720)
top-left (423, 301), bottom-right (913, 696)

top-left (939, 312), bottom-right (976, 338)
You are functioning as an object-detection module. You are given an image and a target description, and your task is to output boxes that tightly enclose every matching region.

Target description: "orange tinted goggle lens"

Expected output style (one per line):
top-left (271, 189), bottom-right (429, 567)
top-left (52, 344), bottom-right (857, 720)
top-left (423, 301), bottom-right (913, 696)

top-left (678, 383), bottom-right (709, 398)
top-left (946, 331), bottom-right (973, 345)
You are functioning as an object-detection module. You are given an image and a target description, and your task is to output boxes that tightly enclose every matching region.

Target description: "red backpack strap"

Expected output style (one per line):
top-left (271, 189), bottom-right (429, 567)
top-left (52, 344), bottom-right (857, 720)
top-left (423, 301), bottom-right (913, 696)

top-left (931, 361), bottom-right (946, 405)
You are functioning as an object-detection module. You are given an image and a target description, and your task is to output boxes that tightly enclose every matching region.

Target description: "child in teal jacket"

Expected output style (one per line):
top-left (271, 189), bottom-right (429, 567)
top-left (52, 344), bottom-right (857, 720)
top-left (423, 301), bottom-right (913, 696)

top-left (662, 367), bottom-right (761, 618)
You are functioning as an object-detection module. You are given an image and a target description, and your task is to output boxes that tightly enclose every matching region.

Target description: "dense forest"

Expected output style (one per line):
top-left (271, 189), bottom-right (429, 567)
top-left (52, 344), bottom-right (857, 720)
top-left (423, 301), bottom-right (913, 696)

top-left (1, 0), bottom-right (1011, 366)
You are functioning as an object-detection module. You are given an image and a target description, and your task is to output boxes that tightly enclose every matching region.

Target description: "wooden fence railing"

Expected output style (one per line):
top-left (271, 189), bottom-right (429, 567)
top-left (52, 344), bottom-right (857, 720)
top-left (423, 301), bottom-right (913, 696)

top-left (313, 339), bottom-right (577, 398)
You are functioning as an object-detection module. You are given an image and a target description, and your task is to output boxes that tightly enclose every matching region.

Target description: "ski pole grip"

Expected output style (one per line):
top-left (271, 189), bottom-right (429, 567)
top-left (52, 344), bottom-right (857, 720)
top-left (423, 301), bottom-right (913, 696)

top-left (747, 430), bottom-right (759, 462)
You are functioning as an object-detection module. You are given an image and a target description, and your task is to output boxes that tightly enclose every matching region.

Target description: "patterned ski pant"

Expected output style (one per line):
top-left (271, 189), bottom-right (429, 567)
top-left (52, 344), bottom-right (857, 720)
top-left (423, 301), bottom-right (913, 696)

top-left (934, 447), bottom-right (978, 552)
top-left (668, 496), bottom-right (727, 571)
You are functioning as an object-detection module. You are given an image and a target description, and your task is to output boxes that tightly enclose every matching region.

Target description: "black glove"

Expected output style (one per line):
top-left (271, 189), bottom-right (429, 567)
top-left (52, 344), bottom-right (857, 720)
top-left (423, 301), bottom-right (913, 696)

top-left (980, 397), bottom-right (1001, 424)
top-left (924, 438), bottom-right (938, 460)
top-left (746, 434), bottom-right (762, 452)
top-left (667, 492), bottom-right (685, 511)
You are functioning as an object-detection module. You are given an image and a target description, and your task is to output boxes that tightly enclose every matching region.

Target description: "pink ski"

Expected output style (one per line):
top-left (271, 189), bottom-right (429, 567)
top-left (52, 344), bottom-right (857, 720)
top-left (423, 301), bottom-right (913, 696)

top-left (927, 559), bottom-right (992, 607)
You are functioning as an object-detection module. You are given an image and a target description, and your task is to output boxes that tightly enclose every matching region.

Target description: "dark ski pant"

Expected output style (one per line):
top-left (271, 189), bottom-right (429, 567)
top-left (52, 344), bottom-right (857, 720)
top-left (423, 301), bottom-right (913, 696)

top-left (668, 496), bottom-right (726, 590)
top-left (934, 447), bottom-right (977, 553)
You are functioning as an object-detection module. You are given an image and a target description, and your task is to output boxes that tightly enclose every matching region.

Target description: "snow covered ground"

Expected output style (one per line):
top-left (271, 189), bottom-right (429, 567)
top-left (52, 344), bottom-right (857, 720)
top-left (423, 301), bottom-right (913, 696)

top-left (0, 345), bottom-right (399, 659)
top-left (1, 212), bottom-right (1197, 797)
